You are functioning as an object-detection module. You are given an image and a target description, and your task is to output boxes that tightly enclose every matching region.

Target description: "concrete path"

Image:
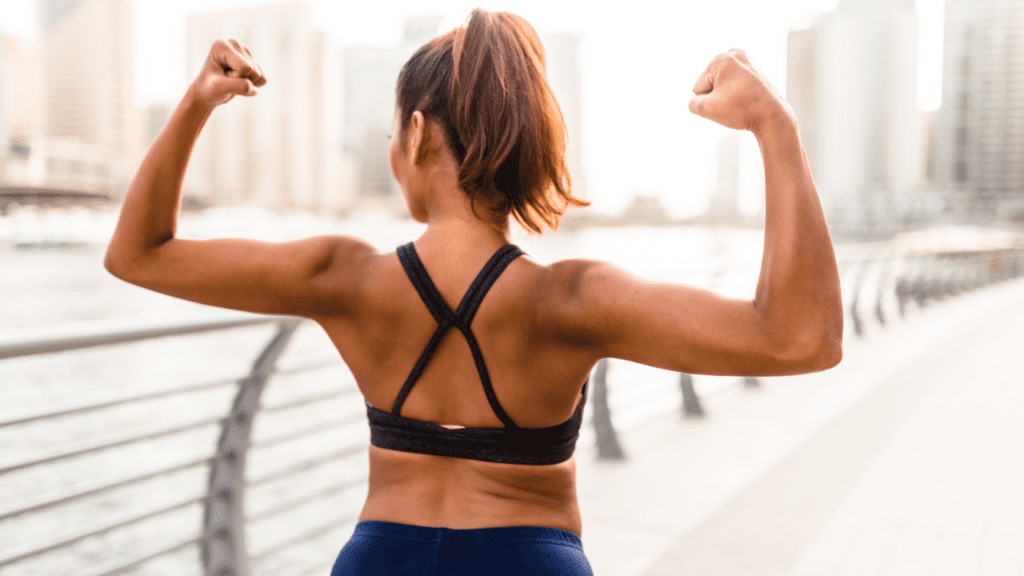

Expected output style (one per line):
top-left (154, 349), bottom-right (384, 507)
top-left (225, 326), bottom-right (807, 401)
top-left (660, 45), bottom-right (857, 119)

top-left (577, 278), bottom-right (1024, 576)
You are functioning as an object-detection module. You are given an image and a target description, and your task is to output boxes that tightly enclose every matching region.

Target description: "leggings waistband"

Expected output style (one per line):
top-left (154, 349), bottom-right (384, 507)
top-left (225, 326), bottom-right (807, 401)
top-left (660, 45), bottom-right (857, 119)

top-left (351, 520), bottom-right (583, 550)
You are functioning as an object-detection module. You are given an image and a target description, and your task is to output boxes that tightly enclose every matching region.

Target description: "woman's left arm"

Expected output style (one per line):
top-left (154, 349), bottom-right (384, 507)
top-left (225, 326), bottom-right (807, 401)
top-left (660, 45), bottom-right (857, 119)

top-left (105, 39), bottom-right (371, 317)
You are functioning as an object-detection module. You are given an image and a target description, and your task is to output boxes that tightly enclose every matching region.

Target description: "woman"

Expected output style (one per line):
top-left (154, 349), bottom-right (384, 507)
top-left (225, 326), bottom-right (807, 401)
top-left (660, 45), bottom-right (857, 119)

top-left (105, 8), bottom-right (843, 575)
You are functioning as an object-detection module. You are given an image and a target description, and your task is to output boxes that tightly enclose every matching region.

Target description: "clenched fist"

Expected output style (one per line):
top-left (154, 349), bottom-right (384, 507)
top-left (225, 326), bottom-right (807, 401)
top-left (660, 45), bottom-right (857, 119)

top-left (689, 49), bottom-right (794, 134)
top-left (189, 39), bottom-right (267, 110)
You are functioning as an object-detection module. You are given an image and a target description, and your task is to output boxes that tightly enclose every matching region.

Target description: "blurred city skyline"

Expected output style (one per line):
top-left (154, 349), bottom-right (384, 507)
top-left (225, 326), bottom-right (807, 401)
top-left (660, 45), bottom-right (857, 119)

top-left (0, 0), bottom-right (947, 219)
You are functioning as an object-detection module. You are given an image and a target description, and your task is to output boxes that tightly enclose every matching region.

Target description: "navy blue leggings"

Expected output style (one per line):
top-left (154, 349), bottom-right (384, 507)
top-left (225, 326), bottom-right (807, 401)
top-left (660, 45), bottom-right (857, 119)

top-left (330, 521), bottom-right (594, 576)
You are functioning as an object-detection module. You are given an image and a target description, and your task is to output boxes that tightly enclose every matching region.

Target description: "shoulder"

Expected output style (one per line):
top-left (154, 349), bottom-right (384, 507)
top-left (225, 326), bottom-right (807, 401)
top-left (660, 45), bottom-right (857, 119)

top-left (533, 257), bottom-right (634, 303)
top-left (298, 234), bottom-right (384, 315)
top-left (525, 257), bottom-right (633, 346)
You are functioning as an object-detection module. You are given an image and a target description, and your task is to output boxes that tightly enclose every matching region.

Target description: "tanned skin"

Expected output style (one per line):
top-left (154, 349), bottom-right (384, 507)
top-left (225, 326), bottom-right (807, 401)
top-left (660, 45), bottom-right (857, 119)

top-left (106, 41), bottom-right (843, 536)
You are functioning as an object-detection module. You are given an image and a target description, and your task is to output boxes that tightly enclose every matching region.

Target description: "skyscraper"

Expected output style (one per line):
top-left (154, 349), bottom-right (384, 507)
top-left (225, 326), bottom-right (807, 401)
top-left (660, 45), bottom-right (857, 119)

top-left (342, 17), bottom-right (441, 205)
top-left (932, 0), bottom-right (1024, 222)
top-left (0, 31), bottom-right (10, 176)
top-left (185, 3), bottom-right (352, 212)
top-left (542, 33), bottom-right (586, 199)
top-left (37, 0), bottom-right (135, 193)
top-left (787, 0), bottom-right (925, 233)
top-left (0, 33), bottom-right (45, 188)
top-left (707, 134), bottom-right (741, 223)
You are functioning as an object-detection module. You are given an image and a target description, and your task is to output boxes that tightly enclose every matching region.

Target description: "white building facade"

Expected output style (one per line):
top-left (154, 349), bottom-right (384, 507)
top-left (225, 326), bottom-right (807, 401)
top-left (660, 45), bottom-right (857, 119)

top-left (542, 33), bottom-right (586, 200)
top-left (186, 3), bottom-right (353, 213)
top-left (0, 31), bottom-right (8, 174)
top-left (787, 0), bottom-right (928, 234)
top-left (4, 0), bottom-right (136, 195)
top-left (932, 0), bottom-right (1024, 222)
top-left (342, 17), bottom-right (441, 207)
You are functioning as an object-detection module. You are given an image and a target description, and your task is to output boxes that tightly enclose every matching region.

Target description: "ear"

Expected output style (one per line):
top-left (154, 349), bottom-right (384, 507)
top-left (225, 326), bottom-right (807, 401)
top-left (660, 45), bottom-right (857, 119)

top-left (409, 111), bottom-right (426, 164)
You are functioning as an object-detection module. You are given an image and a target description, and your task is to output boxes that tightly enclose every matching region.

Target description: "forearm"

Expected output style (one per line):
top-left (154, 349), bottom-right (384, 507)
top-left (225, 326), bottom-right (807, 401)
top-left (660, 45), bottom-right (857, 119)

top-left (753, 115), bottom-right (843, 363)
top-left (106, 88), bottom-right (214, 269)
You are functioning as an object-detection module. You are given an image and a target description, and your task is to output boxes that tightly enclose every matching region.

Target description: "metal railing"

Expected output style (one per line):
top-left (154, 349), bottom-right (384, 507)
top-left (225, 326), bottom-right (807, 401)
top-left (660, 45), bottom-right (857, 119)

top-left (0, 314), bottom-right (363, 576)
top-left (2, 241), bottom-right (1022, 576)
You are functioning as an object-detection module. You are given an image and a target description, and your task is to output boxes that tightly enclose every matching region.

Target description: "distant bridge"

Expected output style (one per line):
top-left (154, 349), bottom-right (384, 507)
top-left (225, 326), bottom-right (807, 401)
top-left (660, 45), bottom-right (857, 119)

top-left (0, 186), bottom-right (113, 212)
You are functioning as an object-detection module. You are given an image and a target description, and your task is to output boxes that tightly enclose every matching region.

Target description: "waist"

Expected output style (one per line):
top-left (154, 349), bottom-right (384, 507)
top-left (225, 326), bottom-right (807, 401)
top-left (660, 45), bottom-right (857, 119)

top-left (349, 520), bottom-right (583, 549)
top-left (362, 445), bottom-right (582, 535)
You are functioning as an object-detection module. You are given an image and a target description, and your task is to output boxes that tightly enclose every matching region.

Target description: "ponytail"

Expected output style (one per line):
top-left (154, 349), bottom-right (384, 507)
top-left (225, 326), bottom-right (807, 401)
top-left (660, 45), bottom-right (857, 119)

top-left (395, 9), bottom-right (588, 232)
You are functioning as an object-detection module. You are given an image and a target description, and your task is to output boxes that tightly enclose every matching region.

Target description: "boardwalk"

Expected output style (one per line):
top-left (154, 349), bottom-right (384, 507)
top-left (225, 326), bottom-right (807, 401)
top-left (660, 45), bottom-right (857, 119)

top-left (577, 278), bottom-right (1024, 576)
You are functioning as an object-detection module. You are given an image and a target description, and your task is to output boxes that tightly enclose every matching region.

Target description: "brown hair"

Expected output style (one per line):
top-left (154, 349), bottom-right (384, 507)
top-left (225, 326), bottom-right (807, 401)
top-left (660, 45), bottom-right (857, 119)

top-left (395, 9), bottom-right (588, 233)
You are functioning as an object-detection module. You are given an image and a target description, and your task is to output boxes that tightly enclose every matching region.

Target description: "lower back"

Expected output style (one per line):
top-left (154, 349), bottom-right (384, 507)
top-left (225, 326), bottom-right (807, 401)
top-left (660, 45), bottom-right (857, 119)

top-left (360, 446), bottom-right (583, 535)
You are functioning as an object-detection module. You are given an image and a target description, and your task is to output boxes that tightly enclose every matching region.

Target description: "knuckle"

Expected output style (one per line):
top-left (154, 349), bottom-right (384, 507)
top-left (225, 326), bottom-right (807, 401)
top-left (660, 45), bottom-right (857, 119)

top-left (714, 52), bottom-right (741, 70)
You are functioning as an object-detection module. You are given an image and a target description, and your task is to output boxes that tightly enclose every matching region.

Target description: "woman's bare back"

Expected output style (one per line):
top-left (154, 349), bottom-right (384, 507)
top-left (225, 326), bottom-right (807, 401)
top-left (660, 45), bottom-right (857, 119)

top-left (313, 240), bottom-right (591, 533)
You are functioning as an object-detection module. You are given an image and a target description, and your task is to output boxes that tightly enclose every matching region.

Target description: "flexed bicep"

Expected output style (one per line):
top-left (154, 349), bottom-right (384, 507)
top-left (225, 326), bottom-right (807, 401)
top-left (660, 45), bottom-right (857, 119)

top-left (546, 259), bottom-right (839, 378)
top-left (107, 234), bottom-right (375, 318)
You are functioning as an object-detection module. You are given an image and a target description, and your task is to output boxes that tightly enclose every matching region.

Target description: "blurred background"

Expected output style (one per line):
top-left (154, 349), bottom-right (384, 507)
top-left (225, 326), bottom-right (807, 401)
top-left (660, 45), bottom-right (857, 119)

top-left (1, 0), bottom-right (964, 229)
top-left (2, 1), bottom-right (1024, 575)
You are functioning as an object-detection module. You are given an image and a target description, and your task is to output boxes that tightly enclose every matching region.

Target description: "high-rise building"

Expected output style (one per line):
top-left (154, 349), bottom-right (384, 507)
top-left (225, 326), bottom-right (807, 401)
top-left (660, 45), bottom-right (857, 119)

top-left (143, 103), bottom-right (172, 146)
top-left (185, 3), bottom-right (352, 212)
top-left (37, 0), bottom-right (135, 193)
top-left (932, 0), bottom-right (1024, 222)
top-left (707, 134), bottom-right (740, 222)
top-left (0, 32), bottom-right (8, 170)
top-left (342, 17), bottom-right (442, 205)
top-left (787, 0), bottom-right (925, 232)
top-left (542, 33), bottom-right (586, 199)
top-left (0, 32), bottom-right (44, 187)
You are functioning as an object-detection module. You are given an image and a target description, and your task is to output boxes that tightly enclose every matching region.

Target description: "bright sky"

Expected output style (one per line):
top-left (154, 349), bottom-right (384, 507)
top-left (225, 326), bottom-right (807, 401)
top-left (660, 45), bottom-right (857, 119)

top-left (1, 0), bottom-right (945, 216)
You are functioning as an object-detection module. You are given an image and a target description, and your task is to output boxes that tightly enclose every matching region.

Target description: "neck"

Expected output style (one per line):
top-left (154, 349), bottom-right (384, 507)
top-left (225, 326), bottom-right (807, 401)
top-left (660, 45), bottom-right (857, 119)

top-left (409, 144), bottom-right (512, 252)
top-left (419, 210), bottom-right (511, 255)
top-left (417, 170), bottom-right (511, 253)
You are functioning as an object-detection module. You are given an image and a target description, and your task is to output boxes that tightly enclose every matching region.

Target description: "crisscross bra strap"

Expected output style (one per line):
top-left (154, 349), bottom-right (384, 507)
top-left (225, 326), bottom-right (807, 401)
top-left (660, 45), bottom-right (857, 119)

top-left (393, 242), bottom-right (525, 428)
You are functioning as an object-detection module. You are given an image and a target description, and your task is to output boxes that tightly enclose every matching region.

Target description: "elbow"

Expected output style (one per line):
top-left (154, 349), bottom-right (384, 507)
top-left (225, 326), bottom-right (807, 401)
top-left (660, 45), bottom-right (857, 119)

top-left (103, 247), bottom-right (123, 279)
top-left (812, 333), bottom-right (843, 371)
top-left (818, 309), bottom-right (845, 370)
top-left (104, 234), bottom-right (169, 283)
top-left (103, 244), bottom-right (141, 283)
top-left (775, 301), bottom-right (845, 373)
top-left (769, 325), bottom-right (843, 374)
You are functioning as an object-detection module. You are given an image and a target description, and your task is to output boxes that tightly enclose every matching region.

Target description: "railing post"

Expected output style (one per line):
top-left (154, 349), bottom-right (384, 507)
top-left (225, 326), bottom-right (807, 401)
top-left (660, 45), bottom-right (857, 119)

top-left (895, 254), bottom-right (920, 318)
top-left (849, 261), bottom-right (867, 337)
top-left (203, 318), bottom-right (302, 576)
top-left (918, 255), bottom-right (936, 307)
top-left (591, 359), bottom-right (625, 460)
top-left (680, 372), bottom-right (705, 417)
top-left (873, 257), bottom-right (889, 327)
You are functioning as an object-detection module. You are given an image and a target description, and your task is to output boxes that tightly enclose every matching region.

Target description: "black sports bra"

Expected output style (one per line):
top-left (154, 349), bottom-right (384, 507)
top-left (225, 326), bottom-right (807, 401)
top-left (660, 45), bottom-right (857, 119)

top-left (365, 242), bottom-right (589, 465)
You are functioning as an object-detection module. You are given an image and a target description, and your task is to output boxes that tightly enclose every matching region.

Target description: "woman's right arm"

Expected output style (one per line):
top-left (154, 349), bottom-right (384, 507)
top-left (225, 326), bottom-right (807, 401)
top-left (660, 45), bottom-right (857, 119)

top-left (546, 49), bottom-right (843, 377)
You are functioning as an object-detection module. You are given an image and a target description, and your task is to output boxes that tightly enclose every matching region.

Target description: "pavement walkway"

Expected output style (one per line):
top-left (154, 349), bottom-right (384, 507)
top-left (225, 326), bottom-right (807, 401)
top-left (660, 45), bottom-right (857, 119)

top-left (576, 277), bottom-right (1024, 576)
